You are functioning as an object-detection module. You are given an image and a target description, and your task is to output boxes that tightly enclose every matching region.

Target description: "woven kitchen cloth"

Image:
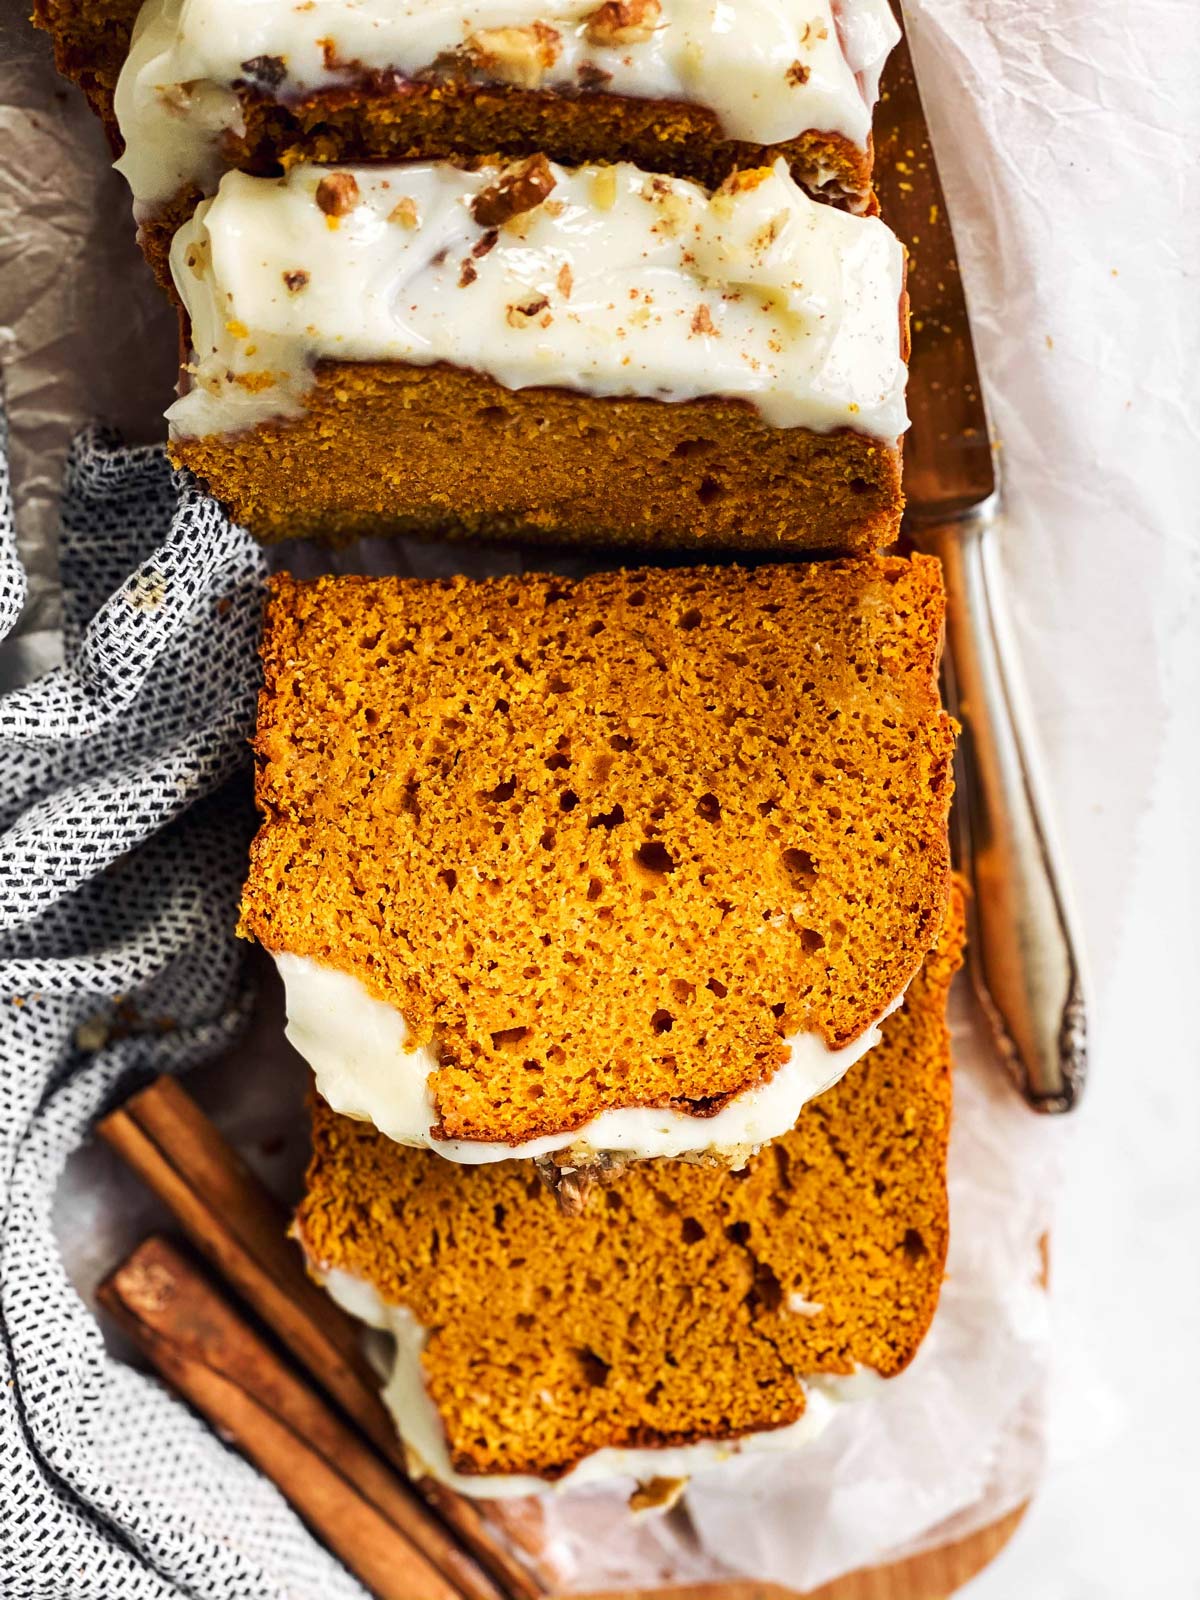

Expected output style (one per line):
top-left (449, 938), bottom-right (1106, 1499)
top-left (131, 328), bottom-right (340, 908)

top-left (0, 422), bottom-right (367, 1599)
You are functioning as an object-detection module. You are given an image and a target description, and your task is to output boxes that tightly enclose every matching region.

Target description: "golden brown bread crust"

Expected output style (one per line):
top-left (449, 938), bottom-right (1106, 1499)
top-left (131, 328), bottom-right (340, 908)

top-left (237, 84), bottom-right (873, 204)
top-left (32, 0), bottom-right (876, 233)
top-left (296, 886), bottom-right (965, 1480)
top-left (241, 561), bottom-right (955, 1146)
top-left (171, 361), bottom-right (906, 553)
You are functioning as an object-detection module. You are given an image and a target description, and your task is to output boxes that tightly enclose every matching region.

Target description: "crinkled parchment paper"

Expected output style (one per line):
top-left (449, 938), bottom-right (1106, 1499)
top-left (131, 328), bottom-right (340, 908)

top-left (12, 0), bottom-right (1195, 1588)
top-left (0, 0), bottom-right (176, 687)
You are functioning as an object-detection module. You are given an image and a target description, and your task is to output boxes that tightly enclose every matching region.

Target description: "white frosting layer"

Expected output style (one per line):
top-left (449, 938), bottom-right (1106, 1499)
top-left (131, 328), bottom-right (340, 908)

top-left (168, 157), bottom-right (908, 439)
top-left (276, 951), bottom-right (905, 1164)
top-left (316, 1263), bottom-right (883, 1498)
top-left (115, 0), bottom-right (899, 209)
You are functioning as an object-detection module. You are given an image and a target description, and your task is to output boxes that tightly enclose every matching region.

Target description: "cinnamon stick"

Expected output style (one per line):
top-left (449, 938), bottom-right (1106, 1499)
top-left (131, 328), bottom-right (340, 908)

top-left (96, 1076), bottom-right (543, 1600)
top-left (99, 1236), bottom-right (465, 1600)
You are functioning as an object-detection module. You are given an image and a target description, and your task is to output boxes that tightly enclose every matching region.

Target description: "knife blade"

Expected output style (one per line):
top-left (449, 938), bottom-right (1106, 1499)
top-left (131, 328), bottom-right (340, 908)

top-left (873, 10), bottom-right (1088, 1112)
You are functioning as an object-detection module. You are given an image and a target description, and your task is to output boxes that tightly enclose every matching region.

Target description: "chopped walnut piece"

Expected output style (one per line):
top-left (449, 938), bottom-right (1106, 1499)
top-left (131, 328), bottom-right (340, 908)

top-left (471, 154), bottom-right (557, 227)
top-left (282, 270), bottom-right (309, 293)
top-left (786, 59), bottom-right (810, 86)
top-left (629, 1477), bottom-right (689, 1515)
top-left (238, 54), bottom-right (287, 90)
top-left (584, 0), bottom-right (661, 46)
top-left (459, 259), bottom-right (478, 287)
top-left (472, 228), bottom-right (500, 258)
top-left (388, 196), bottom-right (419, 227)
top-left (691, 304), bottom-right (717, 336)
top-left (534, 1150), bottom-right (629, 1213)
top-left (470, 21), bottom-right (561, 88)
top-left (506, 295), bottom-right (551, 328)
top-left (555, 1166), bottom-right (596, 1216)
top-left (315, 171), bottom-right (359, 217)
top-left (183, 238), bottom-right (210, 276)
top-left (577, 60), bottom-right (613, 89)
top-left (557, 262), bottom-right (574, 298)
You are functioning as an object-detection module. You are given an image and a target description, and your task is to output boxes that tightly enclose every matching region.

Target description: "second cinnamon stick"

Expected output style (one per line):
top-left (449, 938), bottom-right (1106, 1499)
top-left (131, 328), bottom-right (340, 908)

top-left (98, 1235), bottom-right (465, 1600)
top-left (97, 1076), bottom-right (541, 1600)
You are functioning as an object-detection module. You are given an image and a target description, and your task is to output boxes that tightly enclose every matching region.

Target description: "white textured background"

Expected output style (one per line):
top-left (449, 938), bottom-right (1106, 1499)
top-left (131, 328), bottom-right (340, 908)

top-left (904, 2), bottom-right (1200, 1595)
top-left (2, 0), bottom-right (1199, 1592)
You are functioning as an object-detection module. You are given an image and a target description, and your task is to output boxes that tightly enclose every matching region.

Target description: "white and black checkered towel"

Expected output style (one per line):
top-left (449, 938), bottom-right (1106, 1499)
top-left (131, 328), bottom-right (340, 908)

top-left (0, 419), bottom-right (369, 1598)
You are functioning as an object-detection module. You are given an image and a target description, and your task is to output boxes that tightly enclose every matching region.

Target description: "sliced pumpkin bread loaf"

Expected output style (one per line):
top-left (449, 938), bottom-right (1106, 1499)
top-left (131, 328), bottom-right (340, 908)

top-left (295, 886), bottom-right (966, 1491)
top-left (242, 558), bottom-right (955, 1166)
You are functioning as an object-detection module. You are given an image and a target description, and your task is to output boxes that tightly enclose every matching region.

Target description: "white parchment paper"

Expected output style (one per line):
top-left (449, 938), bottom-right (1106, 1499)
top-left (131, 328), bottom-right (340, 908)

top-left (8, 0), bottom-right (1196, 1590)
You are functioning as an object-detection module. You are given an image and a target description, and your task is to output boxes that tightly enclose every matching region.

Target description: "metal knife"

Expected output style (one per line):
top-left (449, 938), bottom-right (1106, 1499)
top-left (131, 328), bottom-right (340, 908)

top-left (873, 12), bottom-right (1088, 1111)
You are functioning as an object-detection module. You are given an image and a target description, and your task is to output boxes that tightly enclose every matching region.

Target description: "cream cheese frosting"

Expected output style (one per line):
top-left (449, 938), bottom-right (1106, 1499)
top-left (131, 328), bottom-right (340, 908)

top-left (275, 950), bottom-right (906, 1164)
top-left (114, 0), bottom-right (899, 211)
top-left (314, 1261), bottom-right (884, 1498)
top-left (168, 157), bottom-right (908, 439)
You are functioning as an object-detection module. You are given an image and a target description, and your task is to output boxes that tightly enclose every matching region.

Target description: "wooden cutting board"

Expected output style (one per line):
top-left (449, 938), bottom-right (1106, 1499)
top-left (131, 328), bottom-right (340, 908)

top-left (589, 1503), bottom-right (1025, 1600)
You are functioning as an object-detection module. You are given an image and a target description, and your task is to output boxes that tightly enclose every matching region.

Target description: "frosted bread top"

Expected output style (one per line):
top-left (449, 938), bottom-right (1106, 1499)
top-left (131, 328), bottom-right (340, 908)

top-left (115, 0), bottom-right (899, 208)
top-left (169, 156), bottom-right (909, 440)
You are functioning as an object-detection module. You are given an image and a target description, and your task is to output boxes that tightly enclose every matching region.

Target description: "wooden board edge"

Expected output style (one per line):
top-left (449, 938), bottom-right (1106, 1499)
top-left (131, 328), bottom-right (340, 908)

top-left (582, 1500), bottom-right (1027, 1600)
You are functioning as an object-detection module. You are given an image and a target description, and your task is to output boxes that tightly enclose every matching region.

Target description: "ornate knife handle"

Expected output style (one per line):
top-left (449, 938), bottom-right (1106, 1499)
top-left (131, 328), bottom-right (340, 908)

top-left (919, 504), bottom-right (1088, 1112)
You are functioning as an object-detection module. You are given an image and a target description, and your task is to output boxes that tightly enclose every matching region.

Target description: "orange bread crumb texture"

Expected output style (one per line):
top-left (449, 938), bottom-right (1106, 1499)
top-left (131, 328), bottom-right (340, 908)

top-left (297, 888), bottom-right (966, 1479)
top-left (241, 560), bottom-right (955, 1147)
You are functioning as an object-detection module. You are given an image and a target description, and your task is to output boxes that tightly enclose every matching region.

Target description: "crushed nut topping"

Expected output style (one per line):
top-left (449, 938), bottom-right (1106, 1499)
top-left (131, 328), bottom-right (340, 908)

top-left (643, 181), bottom-right (689, 237)
top-left (237, 54), bottom-right (287, 90)
top-left (469, 21), bottom-right (561, 88)
top-left (506, 295), bottom-right (551, 328)
top-left (472, 228), bottom-right (500, 259)
top-left (786, 59), bottom-right (810, 86)
top-left (315, 171), bottom-right (360, 217)
top-left (584, 0), bottom-right (661, 46)
top-left (282, 269), bottom-right (310, 293)
top-left (557, 262), bottom-right (574, 298)
top-left (691, 304), bottom-right (717, 336)
top-left (471, 154), bottom-right (557, 227)
top-left (535, 1150), bottom-right (628, 1214)
top-left (629, 1476), bottom-right (689, 1515)
top-left (576, 60), bottom-right (614, 89)
top-left (459, 259), bottom-right (478, 287)
top-left (555, 1167), bottom-right (595, 1217)
top-left (388, 196), bottom-right (419, 227)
